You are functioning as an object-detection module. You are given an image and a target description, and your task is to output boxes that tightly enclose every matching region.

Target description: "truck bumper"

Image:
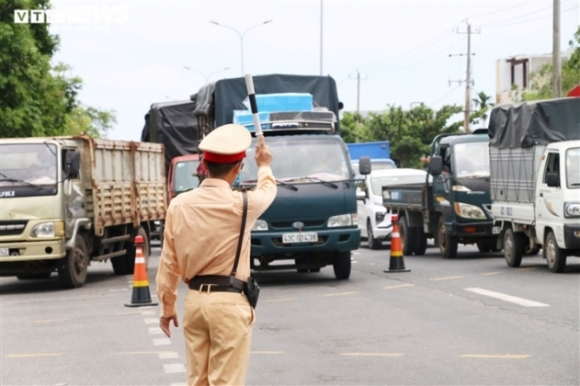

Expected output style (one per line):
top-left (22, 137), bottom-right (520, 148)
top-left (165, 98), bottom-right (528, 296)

top-left (250, 227), bottom-right (361, 257)
top-left (451, 221), bottom-right (498, 239)
top-left (0, 239), bottom-right (66, 262)
top-left (563, 224), bottom-right (580, 250)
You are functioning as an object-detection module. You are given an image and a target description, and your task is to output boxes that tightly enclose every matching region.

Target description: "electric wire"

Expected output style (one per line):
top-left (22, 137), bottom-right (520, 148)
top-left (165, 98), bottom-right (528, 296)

top-left (430, 84), bottom-right (463, 106)
top-left (484, 4), bottom-right (579, 28)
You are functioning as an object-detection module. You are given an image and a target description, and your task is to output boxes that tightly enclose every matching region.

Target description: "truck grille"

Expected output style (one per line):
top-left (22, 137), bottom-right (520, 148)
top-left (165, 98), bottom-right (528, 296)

top-left (0, 220), bottom-right (28, 236)
top-left (270, 220), bottom-right (326, 229)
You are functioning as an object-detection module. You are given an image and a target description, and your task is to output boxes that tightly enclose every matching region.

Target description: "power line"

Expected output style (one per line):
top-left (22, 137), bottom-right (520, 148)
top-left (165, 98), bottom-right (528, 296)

top-left (466, 1), bottom-right (534, 20)
top-left (484, 4), bottom-right (578, 28)
top-left (478, 4), bottom-right (553, 27)
top-left (430, 84), bottom-right (463, 106)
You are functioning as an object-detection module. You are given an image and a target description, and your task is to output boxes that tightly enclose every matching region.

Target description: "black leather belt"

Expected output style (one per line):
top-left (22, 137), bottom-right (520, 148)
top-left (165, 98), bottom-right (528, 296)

top-left (188, 275), bottom-right (247, 293)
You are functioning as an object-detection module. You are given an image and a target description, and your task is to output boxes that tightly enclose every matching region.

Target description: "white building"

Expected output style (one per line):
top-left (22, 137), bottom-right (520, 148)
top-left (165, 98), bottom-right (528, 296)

top-left (495, 47), bottom-right (573, 105)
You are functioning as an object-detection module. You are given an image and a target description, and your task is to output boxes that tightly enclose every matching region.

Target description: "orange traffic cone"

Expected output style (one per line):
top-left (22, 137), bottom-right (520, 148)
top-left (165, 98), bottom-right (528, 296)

top-left (125, 235), bottom-right (158, 307)
top-left (384, 214), bottom-right (411, 273)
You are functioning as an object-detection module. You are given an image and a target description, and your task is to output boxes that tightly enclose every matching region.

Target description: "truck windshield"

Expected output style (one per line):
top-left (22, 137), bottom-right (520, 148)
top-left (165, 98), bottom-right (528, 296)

top-left (0, 143), bottom-right (57, 186)
top-left (566, 148), bottom-right (580, 188)
top-left (174, 160), bottom-right (201, 193)
top-left (453, 141), bottom-right (490, 177)
top-left (240, 137), bottom-right (350, 183)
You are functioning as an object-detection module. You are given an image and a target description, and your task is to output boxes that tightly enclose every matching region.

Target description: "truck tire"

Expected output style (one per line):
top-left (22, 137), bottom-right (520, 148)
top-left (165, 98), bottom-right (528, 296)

top-left (333, 251), bottom-right (351, 280)
top-left (545, 231), bottom-right (567, 273)
top-left (399, 217), bottom-right (417, 256)
top-left (414, 228), bottom-right (427, 256)
top-left (58, 236), bottom-right (89, 289)
top-left (437, 217), bottom-right (458, 259)
top-left (367, 219), bottom-right (381, 250)
top-left (504, 228), bottom-right (524, 268)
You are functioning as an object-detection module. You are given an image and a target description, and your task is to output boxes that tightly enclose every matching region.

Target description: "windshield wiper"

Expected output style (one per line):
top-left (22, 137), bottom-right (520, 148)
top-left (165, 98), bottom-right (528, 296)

top-left (0, 172), bottom-right (42, 189)
top-left (239, 179), bottom-right (298, 191)
top-left (286, 176), bottom-right (338, 189)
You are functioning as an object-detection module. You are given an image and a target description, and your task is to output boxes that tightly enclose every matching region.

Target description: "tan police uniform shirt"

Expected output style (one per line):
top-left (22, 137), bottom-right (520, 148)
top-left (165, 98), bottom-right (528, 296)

top-left (156, 165), bottom-right (277, 318)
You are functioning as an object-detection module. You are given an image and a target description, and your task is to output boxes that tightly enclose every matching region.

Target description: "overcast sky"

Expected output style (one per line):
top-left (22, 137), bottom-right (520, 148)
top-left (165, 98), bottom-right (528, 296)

top-left (48, 0), bottom-right (580, 141)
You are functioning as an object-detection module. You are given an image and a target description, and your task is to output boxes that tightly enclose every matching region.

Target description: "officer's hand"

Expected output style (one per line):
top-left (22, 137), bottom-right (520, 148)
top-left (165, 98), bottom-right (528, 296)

top-left (255, 135), bottom-right (272, 167)
top-left (160, 315), bottom-right (179, 338)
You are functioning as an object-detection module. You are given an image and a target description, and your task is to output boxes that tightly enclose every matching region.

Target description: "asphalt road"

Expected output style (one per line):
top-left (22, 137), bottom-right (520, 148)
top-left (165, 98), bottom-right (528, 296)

top-left (1, 241), bottom-right (579, 386)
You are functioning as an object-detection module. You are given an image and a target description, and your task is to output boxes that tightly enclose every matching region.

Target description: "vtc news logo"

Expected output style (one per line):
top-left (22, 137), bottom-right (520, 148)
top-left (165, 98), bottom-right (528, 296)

top-left (14, 5), bottom-right (129, 24)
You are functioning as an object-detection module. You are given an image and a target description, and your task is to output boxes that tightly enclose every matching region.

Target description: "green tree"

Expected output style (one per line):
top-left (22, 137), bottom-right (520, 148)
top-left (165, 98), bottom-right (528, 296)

top-left (0, 0), bottom-right (115, 138)
top-left (470, 91), bottom-right (494, 127)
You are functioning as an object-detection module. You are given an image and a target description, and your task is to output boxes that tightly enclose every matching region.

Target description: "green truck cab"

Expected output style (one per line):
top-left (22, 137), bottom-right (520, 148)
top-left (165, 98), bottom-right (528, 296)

top-left (193, 74), bottom-right (366, 279)
top-left (382, 130), bottom-right (500, 258)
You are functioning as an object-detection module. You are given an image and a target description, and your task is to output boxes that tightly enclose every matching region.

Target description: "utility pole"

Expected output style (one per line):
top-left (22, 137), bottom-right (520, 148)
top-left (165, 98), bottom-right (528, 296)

top-left (453, 20), bottom-right (480, 133)
top-left (553, 0), bottom-right (561, 98)
top-left (350, 70), bottom-right (368, 120)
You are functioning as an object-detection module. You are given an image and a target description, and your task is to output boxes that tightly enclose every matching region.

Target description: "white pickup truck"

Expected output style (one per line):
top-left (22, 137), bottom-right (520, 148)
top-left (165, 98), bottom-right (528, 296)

top-left (489, 98), bottom-right (580, 273)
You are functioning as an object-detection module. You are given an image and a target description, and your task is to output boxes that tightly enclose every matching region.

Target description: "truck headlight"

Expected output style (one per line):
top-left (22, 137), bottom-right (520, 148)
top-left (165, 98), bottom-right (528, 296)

top-left (31, 222), bottom-right (53, 238)
top-left (252, 219), bottom-right (268, 231)
top-left (454, 202), bottom-right (486, 220)
top-left (565, 203), bottom-right (580, 218)
top-left (328, 214), bottom-right (355, 227)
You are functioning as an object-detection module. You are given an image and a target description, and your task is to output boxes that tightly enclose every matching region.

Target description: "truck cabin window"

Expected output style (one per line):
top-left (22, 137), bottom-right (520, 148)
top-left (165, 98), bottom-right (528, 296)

top-left (566, 148), bottom-right (580, 188)
top-left (240, 137), bottom-right (350, 183)
top-left (174, 160), bottom-right (201, 193)
top-left (0, 144), bottom-right (58, 185)
top-left (543, 152), bottom-right (560, 185)
top-left (452, 142), bottom-right (490, 178)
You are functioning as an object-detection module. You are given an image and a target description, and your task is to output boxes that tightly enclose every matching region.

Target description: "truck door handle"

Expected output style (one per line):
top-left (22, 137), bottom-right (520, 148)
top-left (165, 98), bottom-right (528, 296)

top-left (539, 193), bottom-right (543, 197)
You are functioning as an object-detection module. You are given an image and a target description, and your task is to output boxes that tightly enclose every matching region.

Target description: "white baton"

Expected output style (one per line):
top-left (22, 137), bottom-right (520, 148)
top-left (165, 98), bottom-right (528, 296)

top-left (244, 74), bottom-right (264, 137)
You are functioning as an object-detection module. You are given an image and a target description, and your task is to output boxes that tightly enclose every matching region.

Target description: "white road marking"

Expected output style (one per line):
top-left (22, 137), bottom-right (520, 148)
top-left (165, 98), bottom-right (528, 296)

top-left (144, 318), bottom-right (158, 324)
top-left (461, 354), bottom-right (531, 359)
top-left (159, 351), bottom-right (179, 359)
top-left (324, 291), bottom-right (359, 297)
top-left (171, 383), bottom-right (187, 386)
top-left (431, 276), bottom-right (463, 281)
top-left (108, 288), bottom-right (128, 292)
top-left (148, 327), bottom-right (163, 335)
top-left (153, 338), bottom-right (171, 346)
top-left (482, 272), bottom-right (503, 276)
top-left (164, 363), bottom-right (187, 374)
top-left (4, 353), bottom-right (63, 358)
top-left (465, 288), bottom-right (549, 307)
top-left (384, 283), bottom-right (414, 290)
top-left (340, 352), bottom-right (404, 357)
top-left (140, 310), bottom-right (156, 315)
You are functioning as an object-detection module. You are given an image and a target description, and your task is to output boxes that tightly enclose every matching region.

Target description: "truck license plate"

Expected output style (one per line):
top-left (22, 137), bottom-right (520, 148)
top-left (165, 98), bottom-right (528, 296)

top-left (282, 232), bottom-right (318, 244)
top-left (0, 248), bottom-right (9, 256)
top-left (492, 226), bottom-right (501, 234)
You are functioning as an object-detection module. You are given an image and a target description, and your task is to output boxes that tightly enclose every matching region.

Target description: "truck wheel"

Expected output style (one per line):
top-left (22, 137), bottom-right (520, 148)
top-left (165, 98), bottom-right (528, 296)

top-left (504, 229), bottom-right (524, 268)
top-left (545, 231), bottom-right (567, 273)
top-left (399, 217), bottom-right (417, 256)
top-left (414, 228), bottom-right (427, 256)
top-left (333, 251), bottom-right (351, 280)
top-left (437, 217), bottom-right (458, 259)
top-left (367, 220), bottom-right (381, 250)
top-left (58, 236), bottom-right (89, 289)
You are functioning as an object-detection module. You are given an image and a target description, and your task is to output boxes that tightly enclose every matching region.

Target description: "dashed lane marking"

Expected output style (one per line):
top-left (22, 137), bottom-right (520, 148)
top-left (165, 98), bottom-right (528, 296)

top-left (430, 276), bottom-right (463, 281)
top-left (465, 288), bottom-right (549, 307)
top-left (4, 353), bottom-right (63, 358)
top-left (164, 363), bottom-right (187, 374)
top-left (153, 338), bottom-right (171, 346)
top-left (159, 352), bottom-right (179, 359)
top-left (144, 318), bottom-right (159, 324)
top-left (140, 310), bottom-right (157, 315)
top-left (117, 351), bottom-right (174, 355)
top-left (251, 351), bottom-right (284, 354)
top-left (324, 291), bottom-right (359, 297)
top-left (482, 272), bottom-right (503, 276)
top-left (461, 354), bottom-right (531, 359)
top-left (384, 283), bottom-right (415, 290)
top-left (340, 353), bottom-right (404, 357)
top-left (262, 298), bottom-right (296, 303)
top-left (29, 318), bottom-right (69, 324)
top-left (148, 327), bottom-right (163, 335)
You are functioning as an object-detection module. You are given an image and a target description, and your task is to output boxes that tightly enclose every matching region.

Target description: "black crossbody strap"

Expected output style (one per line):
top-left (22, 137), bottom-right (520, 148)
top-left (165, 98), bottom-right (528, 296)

top-left (230, 191), bottom-right (248, 277)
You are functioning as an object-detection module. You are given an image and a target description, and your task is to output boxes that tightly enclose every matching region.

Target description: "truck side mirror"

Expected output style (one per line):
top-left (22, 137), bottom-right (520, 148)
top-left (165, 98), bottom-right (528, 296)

top-left (65, 151), bottom-right (80, 178)
top-left (546, 172), bottom-right (560, 188)
top-left (429, 156), bottom-right (443, 177)
top-left (358, 156), bottom-right (371, 175)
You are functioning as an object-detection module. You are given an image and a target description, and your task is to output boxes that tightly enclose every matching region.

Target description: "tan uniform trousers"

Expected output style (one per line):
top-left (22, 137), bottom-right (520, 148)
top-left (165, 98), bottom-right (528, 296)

top-left (183, 289), bottom-right (255, 386)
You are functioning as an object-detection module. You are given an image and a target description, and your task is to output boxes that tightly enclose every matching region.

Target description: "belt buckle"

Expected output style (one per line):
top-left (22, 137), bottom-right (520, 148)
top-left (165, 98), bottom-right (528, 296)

top-left (198, 284), bottom-right (216, 294)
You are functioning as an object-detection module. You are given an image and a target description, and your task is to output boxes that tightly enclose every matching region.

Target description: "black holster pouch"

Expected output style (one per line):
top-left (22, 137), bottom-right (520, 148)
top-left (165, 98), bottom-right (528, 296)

top-left (246, 276), bottom-right (260, 308)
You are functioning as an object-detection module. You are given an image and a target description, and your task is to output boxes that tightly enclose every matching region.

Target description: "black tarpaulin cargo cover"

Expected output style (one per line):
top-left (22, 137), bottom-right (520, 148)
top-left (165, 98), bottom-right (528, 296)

top-left (194, 74), bottom-right (341, 134)
top-left (141, 100), bottom-right (199, 172)
top-left (488, 97), bottom-right (580, 149)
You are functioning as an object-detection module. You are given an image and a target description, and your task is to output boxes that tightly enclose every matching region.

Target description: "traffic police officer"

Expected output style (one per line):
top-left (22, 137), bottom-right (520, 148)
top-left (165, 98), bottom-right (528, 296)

top-left (156, 123), bottom-right (276, 386)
